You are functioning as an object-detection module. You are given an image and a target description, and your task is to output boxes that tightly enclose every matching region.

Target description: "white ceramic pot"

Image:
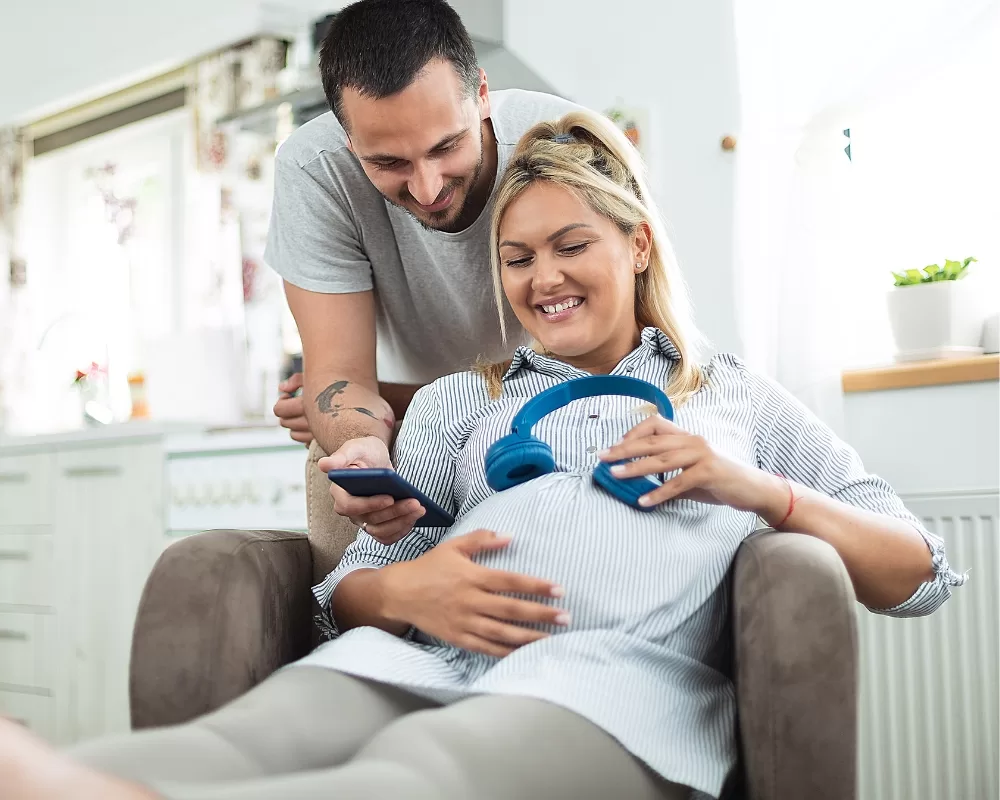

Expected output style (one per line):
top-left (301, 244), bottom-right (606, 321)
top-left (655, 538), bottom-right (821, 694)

top-left (886, 277), bottom-right (987, 362)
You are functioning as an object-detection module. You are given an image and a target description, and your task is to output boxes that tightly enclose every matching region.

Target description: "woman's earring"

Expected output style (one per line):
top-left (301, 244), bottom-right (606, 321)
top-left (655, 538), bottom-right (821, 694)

top-left (635, 261), bottom-right (643, 271)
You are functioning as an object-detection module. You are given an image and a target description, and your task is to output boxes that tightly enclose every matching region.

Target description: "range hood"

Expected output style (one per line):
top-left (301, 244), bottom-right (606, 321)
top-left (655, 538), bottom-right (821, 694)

top-left (219, 1), bottom-right (561, 135)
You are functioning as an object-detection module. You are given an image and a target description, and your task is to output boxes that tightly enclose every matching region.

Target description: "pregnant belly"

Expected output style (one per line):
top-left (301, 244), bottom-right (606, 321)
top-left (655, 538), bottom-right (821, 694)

top-left (441, 473), bottom-right (740, 634)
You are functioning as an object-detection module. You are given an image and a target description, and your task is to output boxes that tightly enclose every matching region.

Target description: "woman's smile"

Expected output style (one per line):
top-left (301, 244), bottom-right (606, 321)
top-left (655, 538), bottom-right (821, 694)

top-left (536, 295), bottom-right (585, 322)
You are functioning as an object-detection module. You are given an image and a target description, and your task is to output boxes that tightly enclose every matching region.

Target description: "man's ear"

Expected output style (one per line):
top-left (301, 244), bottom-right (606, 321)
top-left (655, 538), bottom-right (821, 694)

top-left (345, 135), bottom-right (354, 155)
top-left (477, 68), bottom-right (491, 121)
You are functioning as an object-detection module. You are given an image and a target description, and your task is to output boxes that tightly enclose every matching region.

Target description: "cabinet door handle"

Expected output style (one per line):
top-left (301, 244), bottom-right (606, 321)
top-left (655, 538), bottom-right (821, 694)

top-left (0, 630), bottom-right (28, 641)
top-left (0, 473), bottom-right (28, 483)
top-left (0, 551), bottom-right (29, 561)
top-left (63, 466), bottom-right (121, 478)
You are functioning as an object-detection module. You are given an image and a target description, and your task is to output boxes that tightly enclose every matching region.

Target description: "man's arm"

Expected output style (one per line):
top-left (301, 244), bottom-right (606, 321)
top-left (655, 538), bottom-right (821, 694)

top-left (284, 280), bottom-right (395, 456)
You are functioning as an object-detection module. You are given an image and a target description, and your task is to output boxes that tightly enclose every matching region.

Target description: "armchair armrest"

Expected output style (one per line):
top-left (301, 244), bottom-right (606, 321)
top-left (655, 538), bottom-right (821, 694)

top-left (733, 530), bottom-right (858, 800)
top-left (129, 529), bottom-right (314, 730)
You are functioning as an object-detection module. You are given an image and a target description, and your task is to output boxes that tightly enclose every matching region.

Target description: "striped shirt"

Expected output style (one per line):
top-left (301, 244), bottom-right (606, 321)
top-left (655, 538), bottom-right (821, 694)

top-left (295, 327), bottom-right (965, 799)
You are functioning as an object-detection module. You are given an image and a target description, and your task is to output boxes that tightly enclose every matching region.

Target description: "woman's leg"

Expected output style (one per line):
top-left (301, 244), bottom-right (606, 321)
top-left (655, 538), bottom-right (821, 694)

top-left (146, 695), bottom-right (687, 800)
top-left (3, 686), bottom-right (688, 800)
top-left (69, 667), bottom-right (438, 784)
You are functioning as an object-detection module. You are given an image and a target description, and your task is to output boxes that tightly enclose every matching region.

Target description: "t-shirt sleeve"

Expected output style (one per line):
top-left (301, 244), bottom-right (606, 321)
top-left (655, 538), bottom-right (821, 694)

top-left (264, 150), bottom-right (373, 294)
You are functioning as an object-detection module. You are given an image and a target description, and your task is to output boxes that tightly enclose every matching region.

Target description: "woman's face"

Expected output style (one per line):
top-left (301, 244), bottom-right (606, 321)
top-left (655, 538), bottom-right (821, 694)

top-left (498, 182), bottom-right (651, 374)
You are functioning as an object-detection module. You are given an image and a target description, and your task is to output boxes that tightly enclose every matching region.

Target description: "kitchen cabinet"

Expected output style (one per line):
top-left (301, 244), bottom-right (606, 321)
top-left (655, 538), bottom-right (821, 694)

top-left (0, 424), bottom-right (306, 745)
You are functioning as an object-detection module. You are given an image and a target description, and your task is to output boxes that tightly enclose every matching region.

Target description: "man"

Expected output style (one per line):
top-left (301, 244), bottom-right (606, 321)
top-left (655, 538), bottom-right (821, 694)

top-left (267, 0), bottom-right (577, 516)
top-left (268, 0), bottom-right (588, 660)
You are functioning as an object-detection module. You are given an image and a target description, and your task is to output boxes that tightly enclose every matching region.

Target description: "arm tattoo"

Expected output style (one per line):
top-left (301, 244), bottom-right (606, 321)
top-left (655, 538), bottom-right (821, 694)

top-left (315, 380), bottom-right (380, 423)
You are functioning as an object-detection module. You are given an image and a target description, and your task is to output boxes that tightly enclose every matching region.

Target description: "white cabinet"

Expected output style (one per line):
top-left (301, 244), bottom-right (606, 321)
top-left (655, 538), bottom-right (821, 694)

top-left (0, 612), bottom-right (56, 689)
top-left (0, 438), bottom-right (164, 745)
top-left (52, 442), bottom-right (164, 744)
top-left (0, 452), bottom-right (53, 527)
top-left (0, 691), bottom-right (55, 740)
top-left (0, 533), bottom-right (55, 607)
top-left (0, 425), bottom-right (306, 746)
top-left (0, 451), bottom-right (55, 743)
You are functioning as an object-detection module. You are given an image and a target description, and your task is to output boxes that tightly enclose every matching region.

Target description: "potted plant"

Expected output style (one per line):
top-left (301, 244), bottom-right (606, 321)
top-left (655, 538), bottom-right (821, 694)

top-left (886, 257), bottom-right (987, 362)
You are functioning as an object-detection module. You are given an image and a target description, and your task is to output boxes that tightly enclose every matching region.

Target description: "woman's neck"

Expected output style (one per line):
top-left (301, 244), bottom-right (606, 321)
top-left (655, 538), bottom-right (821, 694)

top-left (555, 327), bottom-right (643, 375)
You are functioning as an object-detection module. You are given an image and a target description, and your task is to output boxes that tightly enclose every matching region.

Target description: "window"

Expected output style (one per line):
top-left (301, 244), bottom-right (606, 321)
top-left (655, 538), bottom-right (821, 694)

top-left (841, 33), bottom-right (999, 367)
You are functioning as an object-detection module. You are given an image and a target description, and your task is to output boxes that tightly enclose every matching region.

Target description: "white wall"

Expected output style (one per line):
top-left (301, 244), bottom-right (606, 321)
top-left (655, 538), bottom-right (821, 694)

top-left (504, 0), bottom-right (743, 355)
top-left (0, 0), bottom-right (338, 124)
top-left (844, 381), bottom-right (1000, 496)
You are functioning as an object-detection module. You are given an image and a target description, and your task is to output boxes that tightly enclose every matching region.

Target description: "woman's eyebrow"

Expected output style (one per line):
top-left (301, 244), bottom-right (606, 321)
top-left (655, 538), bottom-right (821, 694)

top-left (499, 223), bottom-right (595, 249)
top-left (546, 223), bottom-right (594, 242)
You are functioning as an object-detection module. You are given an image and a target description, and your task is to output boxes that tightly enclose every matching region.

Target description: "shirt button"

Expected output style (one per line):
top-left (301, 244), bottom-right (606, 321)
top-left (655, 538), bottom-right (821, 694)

top-left (586, 445), bottom-right (598, 454)
top-left (588, 413), bottom-right (599, 420)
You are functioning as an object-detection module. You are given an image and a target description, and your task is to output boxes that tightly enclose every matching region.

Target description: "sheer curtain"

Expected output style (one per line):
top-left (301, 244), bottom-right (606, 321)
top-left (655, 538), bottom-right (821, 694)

top-left (732, 0), bottom-right (1000, 432)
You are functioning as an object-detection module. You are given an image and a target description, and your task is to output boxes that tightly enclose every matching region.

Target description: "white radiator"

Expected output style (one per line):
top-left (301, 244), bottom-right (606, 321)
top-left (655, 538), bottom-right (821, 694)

top-left (857, 491), bottom-right (999, 800)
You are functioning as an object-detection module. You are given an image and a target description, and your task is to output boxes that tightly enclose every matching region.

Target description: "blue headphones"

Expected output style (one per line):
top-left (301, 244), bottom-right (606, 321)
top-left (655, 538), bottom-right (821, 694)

top-left (485, 375), bottom-right (674, 511)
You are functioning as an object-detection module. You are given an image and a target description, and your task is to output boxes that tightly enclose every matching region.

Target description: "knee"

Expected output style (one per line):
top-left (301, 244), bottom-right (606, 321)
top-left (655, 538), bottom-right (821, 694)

top-left (356, 711), bottom-right (476, 797)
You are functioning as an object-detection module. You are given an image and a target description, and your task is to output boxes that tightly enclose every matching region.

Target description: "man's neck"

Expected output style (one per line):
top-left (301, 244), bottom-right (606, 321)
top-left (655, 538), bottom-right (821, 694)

top-left (453, 118), bottom-right (498, 230)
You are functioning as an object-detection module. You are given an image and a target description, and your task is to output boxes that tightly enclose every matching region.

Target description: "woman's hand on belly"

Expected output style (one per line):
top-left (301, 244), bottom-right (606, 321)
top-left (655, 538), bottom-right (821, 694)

top-left (599, 414), bottom-right (784, 514)
top-left (379, 529), bottom-right (570, 658)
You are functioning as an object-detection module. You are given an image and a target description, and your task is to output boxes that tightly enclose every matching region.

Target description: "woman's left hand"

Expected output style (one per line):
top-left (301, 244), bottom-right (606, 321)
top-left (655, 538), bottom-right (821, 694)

top-left (598, 415), bottom-right (785, 513)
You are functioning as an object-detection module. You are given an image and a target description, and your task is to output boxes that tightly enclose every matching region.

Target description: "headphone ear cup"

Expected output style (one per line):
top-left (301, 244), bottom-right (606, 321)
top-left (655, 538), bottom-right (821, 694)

top-left (485, 435), bottom-right (556, 491)
top-left (593, 462), bottom-right (660, 511)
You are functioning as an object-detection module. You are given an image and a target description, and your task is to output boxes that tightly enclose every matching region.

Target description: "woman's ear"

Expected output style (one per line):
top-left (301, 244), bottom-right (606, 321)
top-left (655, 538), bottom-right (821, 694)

top-left (632, 221), bottom-right (653, 272)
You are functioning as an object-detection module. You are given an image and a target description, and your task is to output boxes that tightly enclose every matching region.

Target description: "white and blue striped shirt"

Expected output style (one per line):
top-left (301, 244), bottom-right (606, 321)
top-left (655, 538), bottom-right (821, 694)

top-left (296, 328), bottom-right (965, 798)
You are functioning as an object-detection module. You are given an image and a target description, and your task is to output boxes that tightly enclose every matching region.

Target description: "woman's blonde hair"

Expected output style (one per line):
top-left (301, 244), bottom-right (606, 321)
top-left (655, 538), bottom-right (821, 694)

top-left (478, 109), bottom-right (706, 404)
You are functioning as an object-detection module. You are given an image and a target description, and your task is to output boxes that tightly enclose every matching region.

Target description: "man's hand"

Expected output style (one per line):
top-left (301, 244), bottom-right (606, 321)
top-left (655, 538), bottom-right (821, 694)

top-left (274, 373), bottom-right (313, 445)
top-left (378, 529), bottom-right (569, 658)
top-left (319, 438), bottom-right (425, 544)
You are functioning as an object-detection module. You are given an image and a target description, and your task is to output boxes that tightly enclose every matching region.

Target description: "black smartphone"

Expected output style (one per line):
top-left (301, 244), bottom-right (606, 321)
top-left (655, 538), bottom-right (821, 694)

top-left (327, 468), bottom-right (455, 527)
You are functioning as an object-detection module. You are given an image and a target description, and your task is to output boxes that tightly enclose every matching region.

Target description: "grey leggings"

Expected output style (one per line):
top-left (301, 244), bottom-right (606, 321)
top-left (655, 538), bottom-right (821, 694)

top-left (69, 666), bottom-right (688, 800)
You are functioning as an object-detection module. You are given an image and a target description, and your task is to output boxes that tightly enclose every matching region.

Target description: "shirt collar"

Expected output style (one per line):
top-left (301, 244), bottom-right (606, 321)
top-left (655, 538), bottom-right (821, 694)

top-left (502, 327), bottom-right (681, 382)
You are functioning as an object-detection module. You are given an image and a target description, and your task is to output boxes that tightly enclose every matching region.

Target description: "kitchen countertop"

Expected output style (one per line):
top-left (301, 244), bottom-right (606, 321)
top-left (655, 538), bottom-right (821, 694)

top-left (0, 420), bottom-right (301, 454)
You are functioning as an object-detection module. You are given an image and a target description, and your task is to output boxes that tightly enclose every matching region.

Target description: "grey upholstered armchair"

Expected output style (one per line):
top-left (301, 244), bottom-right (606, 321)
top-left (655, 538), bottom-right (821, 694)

top-left (129, 441), bottom-right (859, 800)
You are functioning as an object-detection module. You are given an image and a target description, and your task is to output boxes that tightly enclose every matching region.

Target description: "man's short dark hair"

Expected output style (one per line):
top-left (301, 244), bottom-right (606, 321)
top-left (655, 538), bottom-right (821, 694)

top-left (319, 0), bottom-right (480, 129)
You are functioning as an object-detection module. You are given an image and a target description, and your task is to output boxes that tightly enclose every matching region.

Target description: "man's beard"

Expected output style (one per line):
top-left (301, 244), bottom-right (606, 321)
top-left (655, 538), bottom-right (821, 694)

top-left (383, 149), bottom-right (485, 233)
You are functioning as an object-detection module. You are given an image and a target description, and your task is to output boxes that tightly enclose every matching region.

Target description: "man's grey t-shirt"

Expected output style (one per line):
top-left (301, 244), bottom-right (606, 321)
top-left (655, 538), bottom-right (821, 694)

top-left (264, 89), bottom-right (579, 384)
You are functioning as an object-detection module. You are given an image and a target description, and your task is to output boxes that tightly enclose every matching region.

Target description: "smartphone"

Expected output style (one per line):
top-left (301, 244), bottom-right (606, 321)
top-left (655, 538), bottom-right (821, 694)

top-left (327, 468), bottom-right (455, 527)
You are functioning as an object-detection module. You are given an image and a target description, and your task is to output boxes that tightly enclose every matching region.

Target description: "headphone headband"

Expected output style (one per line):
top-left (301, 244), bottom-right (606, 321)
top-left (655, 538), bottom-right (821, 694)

top-left (510, 375), bottom-right (673, 437)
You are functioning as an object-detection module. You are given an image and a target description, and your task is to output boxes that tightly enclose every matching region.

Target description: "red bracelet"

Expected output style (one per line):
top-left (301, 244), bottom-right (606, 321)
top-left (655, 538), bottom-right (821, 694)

top-left (774, 475), bottom-right (798, 529)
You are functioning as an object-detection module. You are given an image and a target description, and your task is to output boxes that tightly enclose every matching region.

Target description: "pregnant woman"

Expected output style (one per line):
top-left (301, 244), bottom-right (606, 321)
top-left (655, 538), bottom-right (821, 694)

top-left (0, 110), bottom-right (964, 800)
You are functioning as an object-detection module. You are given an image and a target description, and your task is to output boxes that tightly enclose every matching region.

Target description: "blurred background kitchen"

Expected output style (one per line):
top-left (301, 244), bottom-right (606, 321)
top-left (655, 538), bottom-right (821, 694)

top-left (0, 2), bottom-right (997, 799)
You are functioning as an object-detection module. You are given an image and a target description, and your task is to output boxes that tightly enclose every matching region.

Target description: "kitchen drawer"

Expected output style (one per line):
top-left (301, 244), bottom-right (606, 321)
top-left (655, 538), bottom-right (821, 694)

top-left (0, 534), bottom-right (54, 607)
top-left (0, 690), bottom-right (54, 741)
top-left (0, 611), bottom-right (54, 690)
top-left (0, 453), bottom-right (53, 526)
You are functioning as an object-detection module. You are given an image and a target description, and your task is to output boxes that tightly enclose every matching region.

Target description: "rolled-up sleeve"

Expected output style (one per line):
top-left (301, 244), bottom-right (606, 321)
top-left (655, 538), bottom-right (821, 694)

top-left (740, 358), bottom-right (967, 617)
top-left (312, 383), bottom-right (457, 632)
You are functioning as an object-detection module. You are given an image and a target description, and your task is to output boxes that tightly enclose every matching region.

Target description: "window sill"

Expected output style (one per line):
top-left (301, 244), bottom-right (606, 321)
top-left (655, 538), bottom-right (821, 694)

top-left (842, 354), bottom-right (999, 393)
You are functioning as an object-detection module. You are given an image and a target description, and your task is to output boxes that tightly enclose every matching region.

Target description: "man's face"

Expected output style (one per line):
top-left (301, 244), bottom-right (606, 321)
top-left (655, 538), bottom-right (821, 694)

top-left (342, 59), bottom-right (490, 232)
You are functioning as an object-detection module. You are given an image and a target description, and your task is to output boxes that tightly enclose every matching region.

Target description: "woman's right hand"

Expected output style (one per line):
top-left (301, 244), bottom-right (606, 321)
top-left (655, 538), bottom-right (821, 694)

top-left (319, 438), bottom-right (425, 544)
top-left (379, 529), bottom-right (570, 658)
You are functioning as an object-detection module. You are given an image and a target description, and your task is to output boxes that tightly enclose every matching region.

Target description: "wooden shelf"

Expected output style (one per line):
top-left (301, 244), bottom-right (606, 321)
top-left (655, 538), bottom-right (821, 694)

top-left (842, 354), bottom-right (999, 393)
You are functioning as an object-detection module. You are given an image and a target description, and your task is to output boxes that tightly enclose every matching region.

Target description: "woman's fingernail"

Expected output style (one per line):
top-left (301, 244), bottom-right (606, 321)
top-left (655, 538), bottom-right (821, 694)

top-left (550, 585), bottom-right (565, 598)
top-left (495, 531), bottom-right (514, 540)
top-left (610, 464), bottom-right (626, 475)
top-left (638, 495), bottom-right (653, 507)
top-left (554, 613), bottom-right (572, 626)
top-left (597, 449), bottom-right (610, 459)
